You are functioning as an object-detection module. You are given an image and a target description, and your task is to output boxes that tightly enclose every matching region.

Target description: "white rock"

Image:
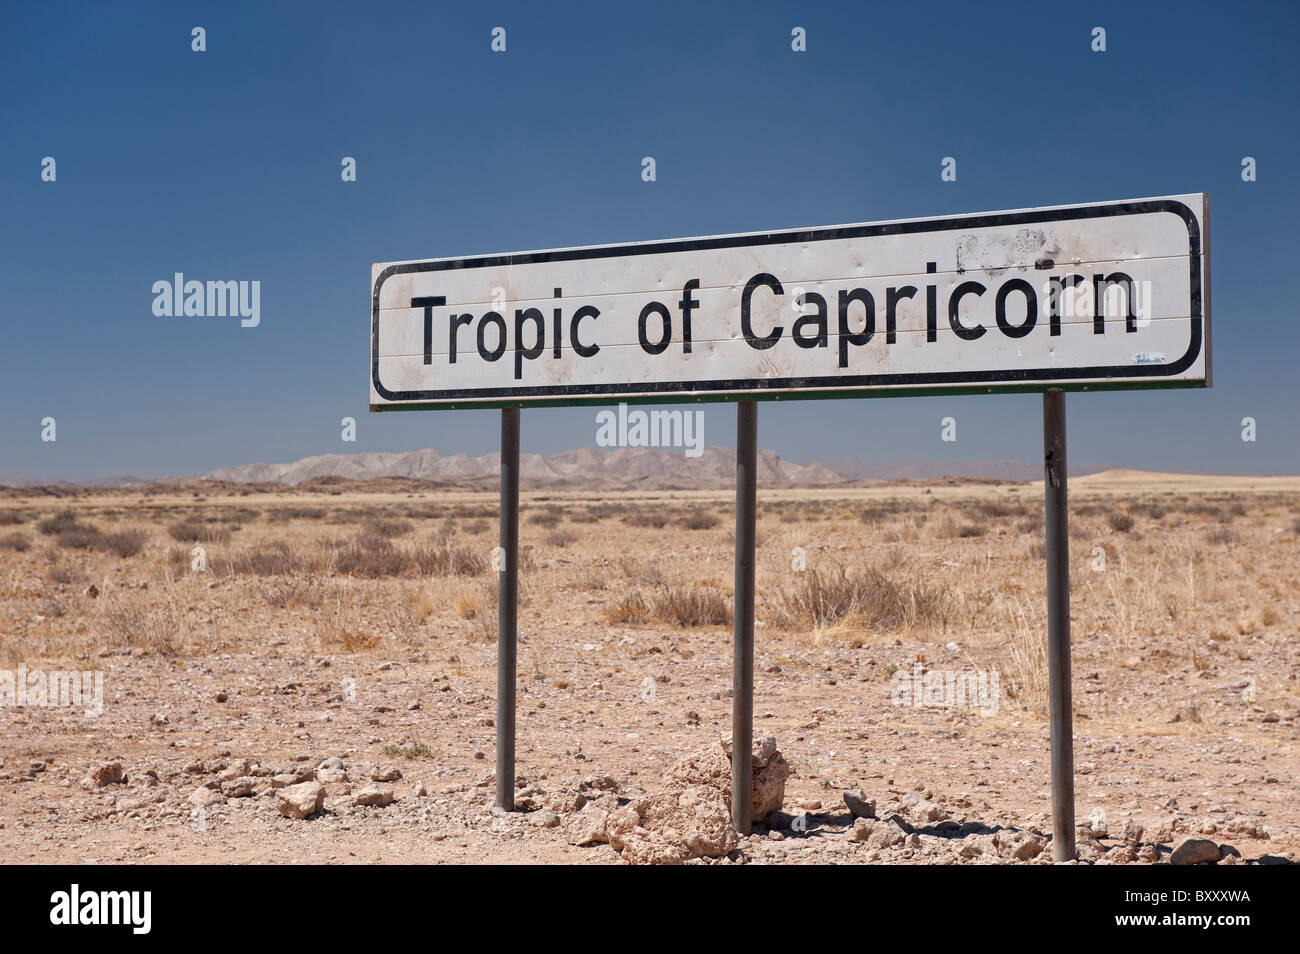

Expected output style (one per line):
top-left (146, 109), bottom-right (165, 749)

top-left (278, 782), bottom-right (325, 819)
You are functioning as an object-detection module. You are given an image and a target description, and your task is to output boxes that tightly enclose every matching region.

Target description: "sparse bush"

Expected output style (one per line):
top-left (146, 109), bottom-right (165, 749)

top-left (604, 590), bottom-right (652, 624)
top-left (622, 511), bottom-right (668, 529)
top-left (269, 507), bottom-right (327, 522)
top-left (365, 517), bottom-right (413, 538)
top-left (0, 511), bottom-right (29, 525)
top-left (528, 510), bottom-right (564, 528)
top-left (546, 529), bottom-right (579, 548)
top-left (211, 508), bottom-right (260, 525)
top-left (958, 523), bottom-right (986, 538)
top-left (101, 599), bottom-right (183, 653)
top-left (606, 585), bottom-right (730, 627)
top-left (37, 511), bottom-right (81, 535)
top-left (652, 586), bottom-right (731, 626)
top-left (413, 535), bottom-right (486, 576)
top-left (334, 534), bottom-right (406, 577)
top-left (1016, 516), bottom-right (1042, 535)
top-left (382, 742), bottom-right (433, 760)
top-left (168, 520), bottom-right (231, 544)
top-left (47, 562), bottom-right (85, 585)
top-left (256, 574), bottom-right (323, 609)
top-left (578, 570), bottom-right (609, 591)
top-left (1131, 502), bottom-right (1166, 520)
top-left (1, 532), bottom-right (31, 552)
top-left (678, 511), bottom-right (720, 530)
top-left (770, 565), bottom-right (951, 631)
top-left (57, 526), bottom-right (104, 550)
top-left (230, 543), bottom-right (301, 576)
top-left (1107, 512), bottom-right (1134, 533)
top-left (100, 530), bottom-right (148, 558)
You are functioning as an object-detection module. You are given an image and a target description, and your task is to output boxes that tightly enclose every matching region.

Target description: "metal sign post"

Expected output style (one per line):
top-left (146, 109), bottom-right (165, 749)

top-left (495, 407), bottom-right (520, 811)
top-left (732, 402), bottom-right (758, 834)
top-left (1042, 391), bottom-right (1075, 860)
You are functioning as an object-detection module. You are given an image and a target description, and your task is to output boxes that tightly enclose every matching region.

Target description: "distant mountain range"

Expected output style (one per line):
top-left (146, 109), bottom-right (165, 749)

top-left (203, 446), bottom-right (849, 488)
top-left (0, 446), bottom-right (1102, 489)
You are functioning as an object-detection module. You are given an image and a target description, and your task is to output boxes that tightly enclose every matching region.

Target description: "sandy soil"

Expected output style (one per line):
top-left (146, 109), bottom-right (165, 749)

top-left (0, 474), bottom-right (1296, 864)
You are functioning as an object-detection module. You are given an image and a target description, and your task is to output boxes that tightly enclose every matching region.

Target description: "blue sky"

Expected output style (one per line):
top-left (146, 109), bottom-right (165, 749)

top-left (2, 0), bottom-right (1297, 477)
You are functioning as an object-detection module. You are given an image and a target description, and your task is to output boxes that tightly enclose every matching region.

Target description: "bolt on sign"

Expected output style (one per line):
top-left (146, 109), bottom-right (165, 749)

top-left (371, 195), bottom-right (1208, 410)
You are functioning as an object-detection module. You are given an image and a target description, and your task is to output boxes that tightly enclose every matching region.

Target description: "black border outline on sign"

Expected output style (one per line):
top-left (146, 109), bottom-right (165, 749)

top-left (371, 198), bottom-right (1204, 406)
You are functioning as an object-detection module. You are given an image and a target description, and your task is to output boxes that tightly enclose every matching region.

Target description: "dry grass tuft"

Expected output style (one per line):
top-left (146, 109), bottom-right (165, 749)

top-left (605, 585), bottom-right (730, 626)
top-left (770, 565), bottom-right (951, 632)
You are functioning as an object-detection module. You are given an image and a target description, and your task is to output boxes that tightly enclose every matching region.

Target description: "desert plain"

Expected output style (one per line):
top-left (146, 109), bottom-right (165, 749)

top-left (0, 469), bottom-right (1296, 864)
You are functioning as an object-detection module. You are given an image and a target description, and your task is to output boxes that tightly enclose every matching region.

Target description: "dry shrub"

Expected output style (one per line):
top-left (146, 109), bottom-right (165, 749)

top-left (528, 509), bottom-right (564, 528)
top-left (37, 511), bottom-right (81, 535)
top-left (652, 585), bottom-right (730, 626)
top-left (55, 525), bottom-right (148, 558)
top-left (227, 542), bottom-right (301, 576)
top-left (56, 526), bottom-right (103, 550)
top-left (1107, 512), bottom-right (1135, 533)
top-left (578, 569), bottom-right (609, 591)
top-left (0, 511), bottom-right (30, 525)
top-left (1, 532), bottom-right (31, 552)
top-left (414, 534), bottom-right (486, 576)
top-left (168, 520), bottom-right (231, 544)
top-left (969, 502), bottom-right (1012, 519)
top-left (1130, 502), bottom-right (1166, 520)
top-left (335, 534), bottom-right (407, 577)
top-left (546, 529), bottom-right (579, 548)
top-left (365, 517), bottom-right (413, 538)
top-left (622, 511), bottom-right (668, 529)
top-left (619, 558), bottom-right (665, 587)
top-left (256, 574), bottom-right (323, 609)
top-left (47, 561), bottom-right (85, 585)
top-left (100, 597), bottom-right (184, 653)
top-left (1016, 516), bottom-right (1042, 534)
top-left (606, 586), bottom-right (730, 627)
top-left (333, 532), bottom-right (483, 578)
top-left (269, 507), bottom-right (326, 522)
top-left (318, 586), bottom-right (379, 651)
top-left (101, 530), bottom-right (148, 558)
top-left (383, 741), bottom-right (433, 760)
top-left (770, 565), bottom-right (951, 632)
top-left (678, 510), bottom-right (720, 530)
top-left (450, 581), bottom-right (499, 640)
top-left (1003, 596), bottom-right (1047, 714)
top-left (211, 507), bottom-right (260, 525)
top-left (401, 584), bottom-right (438, 624)
top-left (605, 590), bottom-right (652, 624)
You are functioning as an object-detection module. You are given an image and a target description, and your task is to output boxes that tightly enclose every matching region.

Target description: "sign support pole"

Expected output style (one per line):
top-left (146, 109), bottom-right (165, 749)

top-left (495, 406), bottom-right (520, 811)
top-left (732, 401), bottom-right (757, 835)
top-left (1042, 391), bottom-right (1075, 860)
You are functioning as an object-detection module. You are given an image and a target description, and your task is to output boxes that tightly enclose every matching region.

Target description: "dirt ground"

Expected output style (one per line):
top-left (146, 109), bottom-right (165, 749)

top-left (0, 472), bottom-right (1296, 864)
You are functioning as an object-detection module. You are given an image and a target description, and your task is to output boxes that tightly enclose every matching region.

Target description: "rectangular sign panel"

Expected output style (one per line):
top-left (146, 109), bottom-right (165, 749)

top-left (371, 194), bottom-right (1208, 409)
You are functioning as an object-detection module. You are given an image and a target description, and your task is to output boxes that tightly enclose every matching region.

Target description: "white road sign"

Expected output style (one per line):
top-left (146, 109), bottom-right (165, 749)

top-left (370, 194), bottom-right (1208, 409)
